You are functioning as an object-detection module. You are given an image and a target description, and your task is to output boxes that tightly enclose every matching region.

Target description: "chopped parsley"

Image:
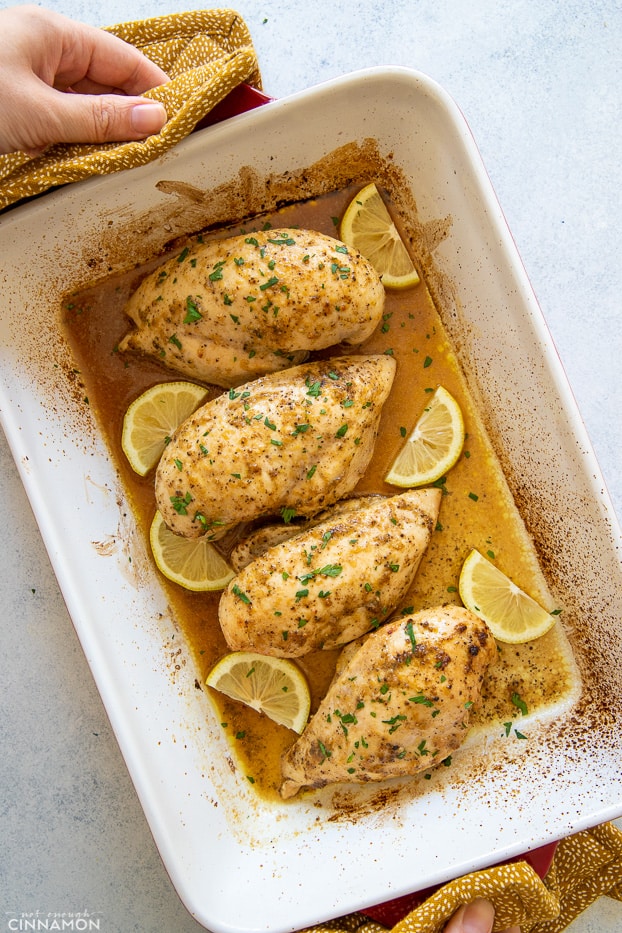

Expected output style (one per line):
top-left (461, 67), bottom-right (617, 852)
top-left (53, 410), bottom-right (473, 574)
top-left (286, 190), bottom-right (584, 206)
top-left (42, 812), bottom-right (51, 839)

top-left (184, 296), bottom-right (202, 323)
top-left (232, 584), bottom-right (251, 605)
top-left (169, 491), bottom-right (192, 515)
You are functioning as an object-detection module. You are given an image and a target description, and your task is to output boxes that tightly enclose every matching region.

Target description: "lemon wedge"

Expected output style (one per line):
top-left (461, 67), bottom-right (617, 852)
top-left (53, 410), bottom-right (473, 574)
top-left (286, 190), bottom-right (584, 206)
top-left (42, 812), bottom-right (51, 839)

top-left (385, 385), bottom-right (465, 487)
top-left (122, 381), bottom-right (208, 476)
top-left (149, 511), bottom-right (235, 592)
top-left (339, 182), bottom-right (420, 289)
top-left (206, 651), bottom-right (311, 734)
top-left (459, 549), bottom-right (557, 644)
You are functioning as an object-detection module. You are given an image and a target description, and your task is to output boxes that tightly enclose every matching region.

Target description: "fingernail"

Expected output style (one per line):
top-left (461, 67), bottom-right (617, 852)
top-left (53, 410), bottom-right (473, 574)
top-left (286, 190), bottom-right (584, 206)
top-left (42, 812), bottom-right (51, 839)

top-left (131, 102), bottom-right (167, 135)
top-left (461, 898), bottom-right (495, 933)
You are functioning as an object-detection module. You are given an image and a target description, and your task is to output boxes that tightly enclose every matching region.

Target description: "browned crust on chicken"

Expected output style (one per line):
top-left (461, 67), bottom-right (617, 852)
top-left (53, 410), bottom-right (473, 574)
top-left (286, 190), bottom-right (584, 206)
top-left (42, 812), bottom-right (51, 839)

top-left (119, 229), bottom-right (385, 387)
top-left (155, 355), bottom-right (396, 538)
top-left (219, 489), bottom-right (442, 657)
top-left (280, 605), bottom-right (496, 798)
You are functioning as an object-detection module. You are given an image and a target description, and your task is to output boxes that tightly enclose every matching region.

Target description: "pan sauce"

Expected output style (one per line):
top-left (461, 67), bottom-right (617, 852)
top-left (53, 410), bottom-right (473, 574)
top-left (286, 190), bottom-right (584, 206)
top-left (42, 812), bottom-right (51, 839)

top-left (62, 186), bottom-right (579, 799)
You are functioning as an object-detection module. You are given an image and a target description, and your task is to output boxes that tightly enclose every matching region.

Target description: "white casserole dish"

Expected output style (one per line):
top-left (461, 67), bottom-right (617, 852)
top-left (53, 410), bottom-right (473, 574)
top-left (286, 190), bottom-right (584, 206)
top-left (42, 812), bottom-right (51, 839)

top-left (1, 67), bottom-right (621, 932)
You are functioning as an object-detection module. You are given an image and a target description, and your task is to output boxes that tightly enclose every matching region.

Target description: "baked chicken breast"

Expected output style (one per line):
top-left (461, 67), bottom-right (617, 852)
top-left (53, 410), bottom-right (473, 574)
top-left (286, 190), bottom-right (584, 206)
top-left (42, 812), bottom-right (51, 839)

top-left (119, 229), bottom-right (385, 387)
top-left (219, 489), bottom-right (441, 657)
top-left (280, 605), bottom-right (496, 798)
top-left (228, 495), bottom-right (382, 572)
top-left (155, 355), bottom-right (396, 539)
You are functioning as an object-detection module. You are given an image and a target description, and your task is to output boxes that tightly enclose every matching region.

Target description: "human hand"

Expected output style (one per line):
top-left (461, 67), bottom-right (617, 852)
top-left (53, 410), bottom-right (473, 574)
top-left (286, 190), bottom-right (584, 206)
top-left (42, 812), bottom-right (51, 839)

top-left (0, 5), bottom-right (169, 155)
top-left (444, 898), bottom-right (520, 933)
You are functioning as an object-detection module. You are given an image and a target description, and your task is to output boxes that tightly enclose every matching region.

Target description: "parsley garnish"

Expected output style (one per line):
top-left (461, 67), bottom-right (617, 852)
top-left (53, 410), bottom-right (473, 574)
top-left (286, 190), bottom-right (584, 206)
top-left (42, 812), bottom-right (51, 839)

top-left (170, 491), bottom-right (192, 515)
top-left (409, 694), bottom-right (435, 708)
top-left (232, 584), bottom-right (251, 605)
top-left (184, 296), bottom-right (202, 323)
top-left (268, 235), bottom-right (296, 247)
top-left (260, 276), bottom-right (279, 291)
top-left (209, 260), bottom-right (226, 281)
top-left (305, 377), bottom-right (322, 398)
top-left (383, 714), bottom-right (406, 734)
top-left (298, 564), bottom-right (342, 585)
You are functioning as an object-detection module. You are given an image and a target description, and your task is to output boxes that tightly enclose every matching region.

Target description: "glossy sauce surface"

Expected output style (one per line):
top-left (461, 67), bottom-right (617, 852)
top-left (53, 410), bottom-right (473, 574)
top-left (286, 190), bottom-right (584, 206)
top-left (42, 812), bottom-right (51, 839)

top-left (62, 188), bottom-right (577, 798)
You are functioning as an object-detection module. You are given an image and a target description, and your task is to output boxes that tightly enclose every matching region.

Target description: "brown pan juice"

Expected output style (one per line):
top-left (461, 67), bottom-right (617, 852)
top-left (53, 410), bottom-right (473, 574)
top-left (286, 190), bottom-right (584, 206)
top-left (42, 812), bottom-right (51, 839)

top-left (62, 187), bottom-right (577, 798)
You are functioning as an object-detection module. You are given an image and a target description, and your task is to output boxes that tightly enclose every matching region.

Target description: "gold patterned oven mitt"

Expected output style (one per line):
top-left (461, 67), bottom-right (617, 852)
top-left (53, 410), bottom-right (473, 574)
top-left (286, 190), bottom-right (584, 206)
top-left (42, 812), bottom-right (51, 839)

top-left (302, 823), bottom-right (622, 933)
top-left (0, 9), bottom-right (262, 210)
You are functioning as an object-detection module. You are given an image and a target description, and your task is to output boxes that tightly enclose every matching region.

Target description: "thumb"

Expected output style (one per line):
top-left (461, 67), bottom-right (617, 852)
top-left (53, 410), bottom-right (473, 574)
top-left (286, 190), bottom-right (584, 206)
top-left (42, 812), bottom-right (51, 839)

top-left (41, 90), bottom-right (167, 147)
top-left (444, 899), bottom-right (496, 933)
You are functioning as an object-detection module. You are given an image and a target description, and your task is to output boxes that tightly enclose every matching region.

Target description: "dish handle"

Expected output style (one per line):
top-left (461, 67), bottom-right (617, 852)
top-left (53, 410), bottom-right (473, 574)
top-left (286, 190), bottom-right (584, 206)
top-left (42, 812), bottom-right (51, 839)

top-left (361, 841), bottom-right (559, 926)
top-left (192, 84), bottom-right (274, 132)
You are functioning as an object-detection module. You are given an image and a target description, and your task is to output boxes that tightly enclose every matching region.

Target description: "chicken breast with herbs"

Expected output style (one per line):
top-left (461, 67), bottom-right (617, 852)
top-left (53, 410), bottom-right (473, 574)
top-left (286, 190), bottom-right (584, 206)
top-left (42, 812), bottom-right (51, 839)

top-left (119, 229), bottom-right (385, 387)
top-left (228, 495), bottom-right (382, 572)
top-left (155, 355), bottom-right (396, 539)
top-left (219, 489), bottom-right (441, 657)
top-left (280, 605), bottom-right (496, 798)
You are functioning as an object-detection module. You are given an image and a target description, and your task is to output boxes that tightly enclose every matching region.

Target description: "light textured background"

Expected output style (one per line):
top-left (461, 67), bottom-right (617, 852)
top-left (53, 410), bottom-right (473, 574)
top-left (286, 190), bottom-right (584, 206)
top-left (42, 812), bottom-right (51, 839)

top-left (0, 1), bottom-right (620, 931)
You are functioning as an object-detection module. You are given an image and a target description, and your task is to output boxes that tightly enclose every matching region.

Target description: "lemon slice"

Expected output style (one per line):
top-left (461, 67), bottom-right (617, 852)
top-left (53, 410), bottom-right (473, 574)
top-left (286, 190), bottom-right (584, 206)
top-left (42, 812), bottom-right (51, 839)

top-left (122, 381), bottom-right (209, 476)
top-left (149, 511), bottom-right (235, 591)
top-left (206, 651), bottom-right (311, 734)
top-left (385, 385), bottom-right (465, 487)
top-left (459, 549), bottom-right (557, 644)
top-left (339, 182), bottom-right (420, 289)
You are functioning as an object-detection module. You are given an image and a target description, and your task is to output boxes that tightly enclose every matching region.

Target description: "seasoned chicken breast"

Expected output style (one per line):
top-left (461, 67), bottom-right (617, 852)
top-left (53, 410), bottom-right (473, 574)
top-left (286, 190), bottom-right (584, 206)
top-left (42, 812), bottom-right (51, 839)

top-left (280, 605), bottom-right (496, 798)
top-left (219, 489), bottom-right (441, 657)
top-left (155, 355), bottom-right (396, 539)
top-left (119, 229), bottom-right (385, 387)
top-left (228, 495), bottom-right (383, 572)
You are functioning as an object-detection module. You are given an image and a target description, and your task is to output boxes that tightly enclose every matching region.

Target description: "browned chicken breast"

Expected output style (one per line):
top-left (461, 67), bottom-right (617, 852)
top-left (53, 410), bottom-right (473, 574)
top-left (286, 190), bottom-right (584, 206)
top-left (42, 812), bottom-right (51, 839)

top-left (155, 355), bottom-right (396, 539)
top-left (119, 229), bottom-right (385, 387)
top-left (280, 605), bottom-right (496, 798)
top-left (219, 489), bottom-right (441, 657)
top-left (228, 495), bottom-right (383, 572)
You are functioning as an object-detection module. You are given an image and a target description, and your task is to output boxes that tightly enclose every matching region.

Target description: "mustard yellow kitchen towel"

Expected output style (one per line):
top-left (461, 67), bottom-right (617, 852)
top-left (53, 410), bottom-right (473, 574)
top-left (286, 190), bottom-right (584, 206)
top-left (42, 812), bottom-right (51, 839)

top-left (0, 9), bottom-right (261, 210)
top-left (301, 823), bottom-right (622, 933)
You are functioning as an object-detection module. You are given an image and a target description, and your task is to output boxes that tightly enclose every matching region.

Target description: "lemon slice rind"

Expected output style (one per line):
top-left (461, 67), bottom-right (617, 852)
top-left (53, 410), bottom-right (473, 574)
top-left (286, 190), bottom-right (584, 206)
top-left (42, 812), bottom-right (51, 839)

top-left (385, 385), bottom-right (465, 487)
top-left (339, 182), bottom-right (420, 290)
top-left (149, 511), bottom-right (234, 592)
top-left (459, 548), bottom-right (557, 644)
top-left (206, 651), bottom-right (311, 734)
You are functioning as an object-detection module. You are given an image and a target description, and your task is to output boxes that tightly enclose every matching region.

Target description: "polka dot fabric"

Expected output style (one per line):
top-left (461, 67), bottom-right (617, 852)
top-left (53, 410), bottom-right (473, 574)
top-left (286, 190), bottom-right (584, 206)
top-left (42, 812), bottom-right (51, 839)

top-left (300, 824), bottom-right (622, 933)
top-left (0, 10), bottom-right (261, 210)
